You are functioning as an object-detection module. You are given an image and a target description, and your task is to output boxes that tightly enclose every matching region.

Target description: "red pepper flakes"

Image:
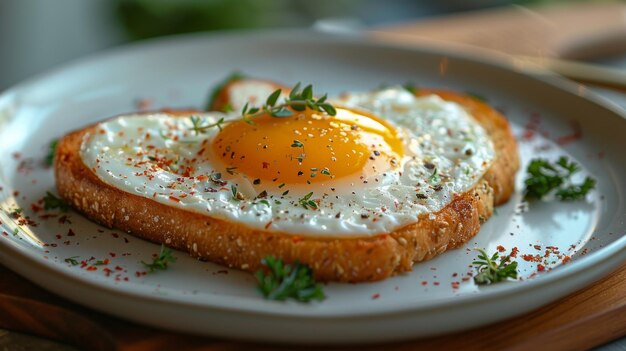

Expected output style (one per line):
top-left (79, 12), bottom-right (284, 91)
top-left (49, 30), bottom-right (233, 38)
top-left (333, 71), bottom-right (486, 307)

top-left (2, 231), bottom-right (8, 236)
top-left (496, 245), bottom-right (505, 253)
top-left (433, 282), bottom-right (440, 286)
top-left (264, 221), bottom-right (273, 230)
top-left (109, 252), bottom-right (116, 257)
top-left (115, 266), bottom-right (124, 271)
top-left (111, 232), bottom-right (119, 238)
top-left (371, 293), bottom-right (380, 300)
top-left (522, 115), bottom-right (541, 141)
top-left (169, 196), bottom-right (181, 203)
top-left (135, 271), bottom-right (147, 277)
top-left (31, 203), bottom-right (43, 212)
top-left (451, 282), bottom-right (460, 289)
top-left (533, 245), bottom-right (542, 250)
top-left (67, 228), bottom-right (75, 236)
top-left (135, 98), bottom-right (153, 110)
top-left (86, 266), bottom-right (97, 271)
top-left (510, 247), bottom-right (519, 258)
top-left (55, 234), bottom-right (62, 239)
top-left (537, 264), bottom-right (545, 272)
top-left (522, 254), bottom-right (536, 262)
top-left (562, 256), bottom-right (571, 264)
top-left (103, 268), bottom-right (113, 277)
top-left (556, 120), bottom-right (582, 146)
top-left (421, 281), bottom-right (428, 286)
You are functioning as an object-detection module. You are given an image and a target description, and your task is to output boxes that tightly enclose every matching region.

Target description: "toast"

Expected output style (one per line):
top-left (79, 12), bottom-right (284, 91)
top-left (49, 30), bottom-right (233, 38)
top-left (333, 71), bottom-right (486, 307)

top-left (54, 80), bottom-right (518, 282)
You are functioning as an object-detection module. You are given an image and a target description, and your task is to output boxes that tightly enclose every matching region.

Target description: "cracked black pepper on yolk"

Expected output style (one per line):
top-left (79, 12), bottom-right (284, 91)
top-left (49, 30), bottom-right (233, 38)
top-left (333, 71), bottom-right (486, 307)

top-left (211, 107), bottom-right (404, 184)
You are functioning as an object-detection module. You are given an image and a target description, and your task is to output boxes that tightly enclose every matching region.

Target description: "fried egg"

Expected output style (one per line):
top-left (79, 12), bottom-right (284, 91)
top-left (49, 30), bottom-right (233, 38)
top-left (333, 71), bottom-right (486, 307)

top-left (80, 87), bottom-right (495, 236)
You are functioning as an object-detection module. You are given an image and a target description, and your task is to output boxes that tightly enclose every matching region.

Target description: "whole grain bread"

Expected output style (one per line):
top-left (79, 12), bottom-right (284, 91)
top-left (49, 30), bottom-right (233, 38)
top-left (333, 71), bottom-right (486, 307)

top-left (54, 84), bottom-right (518, 282)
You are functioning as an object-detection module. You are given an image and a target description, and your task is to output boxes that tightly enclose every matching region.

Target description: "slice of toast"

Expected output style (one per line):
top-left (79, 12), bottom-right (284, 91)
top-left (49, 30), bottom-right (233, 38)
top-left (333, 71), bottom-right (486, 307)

top-left (55, 82), bottom-right (518, 282)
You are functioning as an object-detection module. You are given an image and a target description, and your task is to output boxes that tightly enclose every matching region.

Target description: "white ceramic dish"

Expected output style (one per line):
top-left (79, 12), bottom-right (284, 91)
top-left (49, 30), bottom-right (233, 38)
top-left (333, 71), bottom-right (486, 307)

top-left (0, 31), bottom-right (624, 344)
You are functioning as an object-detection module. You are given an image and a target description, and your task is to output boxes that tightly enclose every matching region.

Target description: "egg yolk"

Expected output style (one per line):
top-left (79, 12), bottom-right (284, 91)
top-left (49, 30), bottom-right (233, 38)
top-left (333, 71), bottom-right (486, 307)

top-left (211, 107), bottom-right (403, 184)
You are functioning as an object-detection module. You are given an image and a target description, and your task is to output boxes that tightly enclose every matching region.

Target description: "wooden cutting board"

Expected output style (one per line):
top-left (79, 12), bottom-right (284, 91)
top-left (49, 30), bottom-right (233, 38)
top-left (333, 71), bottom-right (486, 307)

top-left (1, 263), bottom-right (626, 351)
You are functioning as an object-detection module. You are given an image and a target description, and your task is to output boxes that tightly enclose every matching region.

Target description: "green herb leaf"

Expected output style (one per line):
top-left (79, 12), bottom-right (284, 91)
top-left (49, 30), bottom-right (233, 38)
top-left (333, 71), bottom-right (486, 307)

top-left (64, 256), bottom-right (80, 266)
top-left (298, 192), bottom-right (318, 210)
top-left (291, 140), bottom-right (304, 148)
top-left (240, 82), bottom-right (337, 123)
top-left (46, 139), bottom-right (58, 166)
top-left (465, 91), bottom-right (488, 102)
top-left (255, 256), bottom-right (325, 302)
top-left (270, 108), bottom-right (293, 118)
top-left (226, 167), bottom-right (238, 175)
top-left (142, 244), bottom-right (176, 273)
top-left (556, 177), bottom-right (596, 200)
top-left (403, 82), bottom-right (417, 94)
top-left (428, 168), bottom-right (441, 185)
top-left (266, 89), bottom-right (282, 106)
top-left (473, 248), bottom-right (518, 285)
top-left (206, 72), bottom-right (245, 110)
top-left (43, 192), bottom-right (70, 212)
top-left (189, 116), bottom-right (226, 135)
top-left (524, 157), bottom-right (595, 201)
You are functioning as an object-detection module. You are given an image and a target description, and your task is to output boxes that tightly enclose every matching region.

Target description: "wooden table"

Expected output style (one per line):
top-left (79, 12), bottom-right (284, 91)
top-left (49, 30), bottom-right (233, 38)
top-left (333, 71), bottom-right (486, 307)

top-left (2, 2), bottom-right (626, 350)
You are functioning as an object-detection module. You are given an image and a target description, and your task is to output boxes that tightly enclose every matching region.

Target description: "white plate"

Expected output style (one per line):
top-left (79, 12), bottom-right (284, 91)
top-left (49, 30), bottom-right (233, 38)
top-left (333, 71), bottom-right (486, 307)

top-left (0, 31), bottom-right (625, 344)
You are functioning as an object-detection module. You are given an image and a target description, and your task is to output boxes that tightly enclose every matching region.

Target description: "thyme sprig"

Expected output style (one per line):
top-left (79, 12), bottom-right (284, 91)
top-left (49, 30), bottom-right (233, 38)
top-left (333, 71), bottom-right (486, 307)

top-left (142, 244), bottom-right (177, 273)
top-left (473, 248), bottom-right (518, 285)
top-left (189, 116), bottom-right (226, 135)
top-left (255, 256), bottom-right (325, 302)
top-left (524, 157), bottom-right (595, 201)
top-left (240, 83), bottom-right (337, 124)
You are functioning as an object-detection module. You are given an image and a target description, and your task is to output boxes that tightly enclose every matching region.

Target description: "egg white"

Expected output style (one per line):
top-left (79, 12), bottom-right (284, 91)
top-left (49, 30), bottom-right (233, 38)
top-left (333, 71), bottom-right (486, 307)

top-left (80, 88), bottom-right (495, 236)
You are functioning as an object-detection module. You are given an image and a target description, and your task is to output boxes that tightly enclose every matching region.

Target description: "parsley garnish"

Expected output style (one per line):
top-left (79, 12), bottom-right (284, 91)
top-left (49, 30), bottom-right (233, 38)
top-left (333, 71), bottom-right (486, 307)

top-left (142, 244), bottom-right (177, 273)
top-left (291, 139), bottom-right (304, 148)
top-left (298, 192), bottom-right (318, 210)
top-left (524, 157), bottom-right (595, 201)
top-left (240, 83), bottom-right (337, 123)
top-left (45, 139), bottom-right (58, 166)
top-left (255, 256), bottom-right (325, 302)
top-left (43, 192), bottom-right (70, 212)
top-left (473, 248), bottom-right (518, 285)
top-left (64, 256), bottom-right (80, 266)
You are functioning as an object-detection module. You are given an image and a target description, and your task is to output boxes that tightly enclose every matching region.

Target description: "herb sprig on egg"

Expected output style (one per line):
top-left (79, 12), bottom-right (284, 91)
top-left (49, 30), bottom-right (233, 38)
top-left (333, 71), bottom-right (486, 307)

top-left (189, 83), bottom-right (337, 134)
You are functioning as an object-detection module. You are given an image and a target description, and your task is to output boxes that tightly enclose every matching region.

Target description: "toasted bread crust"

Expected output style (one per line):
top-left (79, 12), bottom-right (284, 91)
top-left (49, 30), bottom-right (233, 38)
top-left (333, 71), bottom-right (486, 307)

top-left (55, 91), bottom-right (517, 282)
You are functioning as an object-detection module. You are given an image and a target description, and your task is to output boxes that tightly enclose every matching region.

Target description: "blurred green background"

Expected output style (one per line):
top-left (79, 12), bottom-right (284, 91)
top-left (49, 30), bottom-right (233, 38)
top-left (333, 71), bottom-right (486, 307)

top-left (0, 0), bottom-right (612, 90)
